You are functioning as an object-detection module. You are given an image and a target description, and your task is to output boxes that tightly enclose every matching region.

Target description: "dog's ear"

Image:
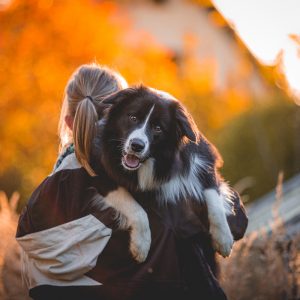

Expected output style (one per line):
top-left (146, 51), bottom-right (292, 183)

top-left (94, 91), bottom-right (123, 119)
top-left (175, 102), bottom-right (199, 143)
top-left (94, 102), bottom-right (111, 119)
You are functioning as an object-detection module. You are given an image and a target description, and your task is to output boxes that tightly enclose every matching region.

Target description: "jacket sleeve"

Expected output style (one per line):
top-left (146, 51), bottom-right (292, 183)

top-left (17, 214), bottom-right (112, 287)
top-left (15, 166), bottom-right (117, 289)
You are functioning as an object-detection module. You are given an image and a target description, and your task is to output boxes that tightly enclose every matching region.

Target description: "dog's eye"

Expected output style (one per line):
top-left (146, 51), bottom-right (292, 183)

top-left (154, 125), bottom-right (162, 133)
top-left (129, 115), bottom-right (137, 122)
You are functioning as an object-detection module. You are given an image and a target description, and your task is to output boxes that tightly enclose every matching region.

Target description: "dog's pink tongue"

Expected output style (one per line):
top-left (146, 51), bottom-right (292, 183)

top-left (125, 154), bottom-right (140, 168)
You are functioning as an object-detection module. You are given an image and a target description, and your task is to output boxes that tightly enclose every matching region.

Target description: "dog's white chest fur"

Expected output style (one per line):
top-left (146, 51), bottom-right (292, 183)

top-left (137, 153), bottom-right (234, 257)
top-left (138, 158), bottom-right (157, 190)
top-left (159, 155), bottom-right (207, 203)
top-left (138, 155), bottom-right (207, 203)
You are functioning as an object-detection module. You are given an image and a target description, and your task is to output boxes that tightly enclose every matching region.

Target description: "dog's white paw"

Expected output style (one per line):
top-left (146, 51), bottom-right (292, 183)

top-left (210, 224), bottom-right (234, 257)
top-left (130, 217), bottom-right (151, 263)
top-left (130, 233), bottom-right (151, 263)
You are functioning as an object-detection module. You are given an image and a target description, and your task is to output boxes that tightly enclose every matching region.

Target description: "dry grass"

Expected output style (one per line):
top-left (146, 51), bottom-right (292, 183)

top-left (220, 229), bottom-right (300, 300)
top-left (220, 173), bottom-right (300, 300)
top-left (0, 192), bottom-right (29, 300)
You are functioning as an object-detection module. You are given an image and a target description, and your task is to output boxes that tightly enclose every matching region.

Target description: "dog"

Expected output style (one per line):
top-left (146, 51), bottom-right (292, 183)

top-left (91, 85), bottom-right (234, 261)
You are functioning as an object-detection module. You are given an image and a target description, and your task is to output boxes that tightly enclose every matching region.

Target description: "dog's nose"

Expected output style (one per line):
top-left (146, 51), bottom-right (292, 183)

top-left (130, 139), bottom-right (145, 153)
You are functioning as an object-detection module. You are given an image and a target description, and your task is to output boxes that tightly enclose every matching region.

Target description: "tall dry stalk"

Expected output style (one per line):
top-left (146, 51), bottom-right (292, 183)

top-left (220, 173), bottom-right (300, 300)
top-left (0, 192), bottom-right (29, 300)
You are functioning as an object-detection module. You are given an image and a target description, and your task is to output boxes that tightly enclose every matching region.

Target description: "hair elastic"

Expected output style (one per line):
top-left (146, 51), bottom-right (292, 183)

top-left (86, 95), bottom-right (93, 102)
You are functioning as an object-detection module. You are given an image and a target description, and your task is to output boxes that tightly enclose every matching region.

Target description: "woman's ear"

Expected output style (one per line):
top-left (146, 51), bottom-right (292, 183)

top-left (175, 102), bottom-right (199, 143)
top-left (65, 115), bottom-right (74, 130)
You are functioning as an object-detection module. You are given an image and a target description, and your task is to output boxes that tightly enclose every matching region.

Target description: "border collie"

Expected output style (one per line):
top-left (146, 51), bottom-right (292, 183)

top-left (91, 86), bottom-right (234, 260)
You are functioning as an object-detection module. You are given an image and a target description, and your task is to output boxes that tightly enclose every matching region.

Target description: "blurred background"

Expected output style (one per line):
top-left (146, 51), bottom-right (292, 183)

top-left (0, 0), bottom-right (299, 299)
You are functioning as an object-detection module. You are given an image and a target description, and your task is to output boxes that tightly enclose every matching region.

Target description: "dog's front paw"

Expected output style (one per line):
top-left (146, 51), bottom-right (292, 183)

top-left (130, 232), bottom-right (151, 263)
top-left (210, 224), bottom-right (234, 257)
top-left (130, 217), bottom-right (151, 263)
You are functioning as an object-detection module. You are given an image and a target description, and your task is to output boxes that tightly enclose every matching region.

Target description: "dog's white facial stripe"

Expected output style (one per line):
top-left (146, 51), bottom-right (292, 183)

top-left (142, 105), bottom-right (155, 131)
top-left (125, 105), bottom-right (155, 155)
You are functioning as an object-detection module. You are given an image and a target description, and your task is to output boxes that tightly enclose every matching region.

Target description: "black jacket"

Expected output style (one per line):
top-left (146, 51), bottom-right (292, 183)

top-left (16, 153), bottom-right (247, 300)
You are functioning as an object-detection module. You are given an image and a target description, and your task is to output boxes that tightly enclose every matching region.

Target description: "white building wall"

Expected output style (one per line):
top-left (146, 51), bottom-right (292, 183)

top-left (120, 0), bottom-right (268, 97)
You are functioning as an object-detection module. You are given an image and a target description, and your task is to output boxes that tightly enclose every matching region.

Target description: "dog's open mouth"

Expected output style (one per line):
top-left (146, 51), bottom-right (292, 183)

top-left (122, 153), bottom-right (141, 170)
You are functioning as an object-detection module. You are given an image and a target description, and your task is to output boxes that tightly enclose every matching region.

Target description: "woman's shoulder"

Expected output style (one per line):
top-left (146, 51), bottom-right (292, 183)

top-left (53, 151), bottom-right (81, 173)
top-left (53, 143), bottom-right (76, 171)
top-left (16, 152), bottom-right (101, 237)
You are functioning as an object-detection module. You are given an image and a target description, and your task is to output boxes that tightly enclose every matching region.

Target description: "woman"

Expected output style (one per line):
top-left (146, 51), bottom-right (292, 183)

top-left (16, 63), bottom-right (247, 300)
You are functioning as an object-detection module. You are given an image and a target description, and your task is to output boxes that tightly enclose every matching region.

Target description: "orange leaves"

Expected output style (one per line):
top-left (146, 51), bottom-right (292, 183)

top-left (0, 0), bottom-right (257, 200)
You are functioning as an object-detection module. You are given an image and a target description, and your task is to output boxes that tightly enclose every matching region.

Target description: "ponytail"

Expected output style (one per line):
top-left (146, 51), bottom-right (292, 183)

top-left (59, 63), bottom-right (128, 176)
top-left (73, 97), bottom-right (98, 176)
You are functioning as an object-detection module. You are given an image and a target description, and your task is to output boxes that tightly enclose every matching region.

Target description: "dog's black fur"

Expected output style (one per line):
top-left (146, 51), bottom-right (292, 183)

top-left (90, 86), bottom-right (248, 259)
top-left (93, 86), bottom-right (223, 197)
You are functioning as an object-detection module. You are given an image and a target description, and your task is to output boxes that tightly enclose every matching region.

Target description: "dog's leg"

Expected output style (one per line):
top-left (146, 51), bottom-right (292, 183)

top-left (203, 188), bottom-right (233, 257)
top-left (103, 187), bottom-right (151, 263)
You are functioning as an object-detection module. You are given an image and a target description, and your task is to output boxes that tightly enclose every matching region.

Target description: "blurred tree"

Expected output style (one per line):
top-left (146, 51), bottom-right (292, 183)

top-left (215, 97), bottom-right (300, 202)
top-left (0, 0), bottom-right (275, 205)
top-left (0, 0), bottom-right (179, 202)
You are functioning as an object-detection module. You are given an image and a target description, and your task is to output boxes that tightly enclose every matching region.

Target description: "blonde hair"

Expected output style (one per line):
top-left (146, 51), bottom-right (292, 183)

top-left (58, 63), bottom-right (128, 176)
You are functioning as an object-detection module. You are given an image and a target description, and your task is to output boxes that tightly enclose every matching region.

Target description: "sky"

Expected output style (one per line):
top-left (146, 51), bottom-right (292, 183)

top-left (213, 0), bottom-right (300, 101)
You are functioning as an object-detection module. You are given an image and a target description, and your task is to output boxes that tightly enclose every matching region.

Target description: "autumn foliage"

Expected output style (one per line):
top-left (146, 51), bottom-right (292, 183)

top-left (0, 0), bottom-right (257, 202)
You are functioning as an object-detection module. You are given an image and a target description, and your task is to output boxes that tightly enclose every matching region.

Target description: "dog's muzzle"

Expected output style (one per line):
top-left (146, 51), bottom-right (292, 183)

top-left (122, 138), bottom-right (148, 170)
